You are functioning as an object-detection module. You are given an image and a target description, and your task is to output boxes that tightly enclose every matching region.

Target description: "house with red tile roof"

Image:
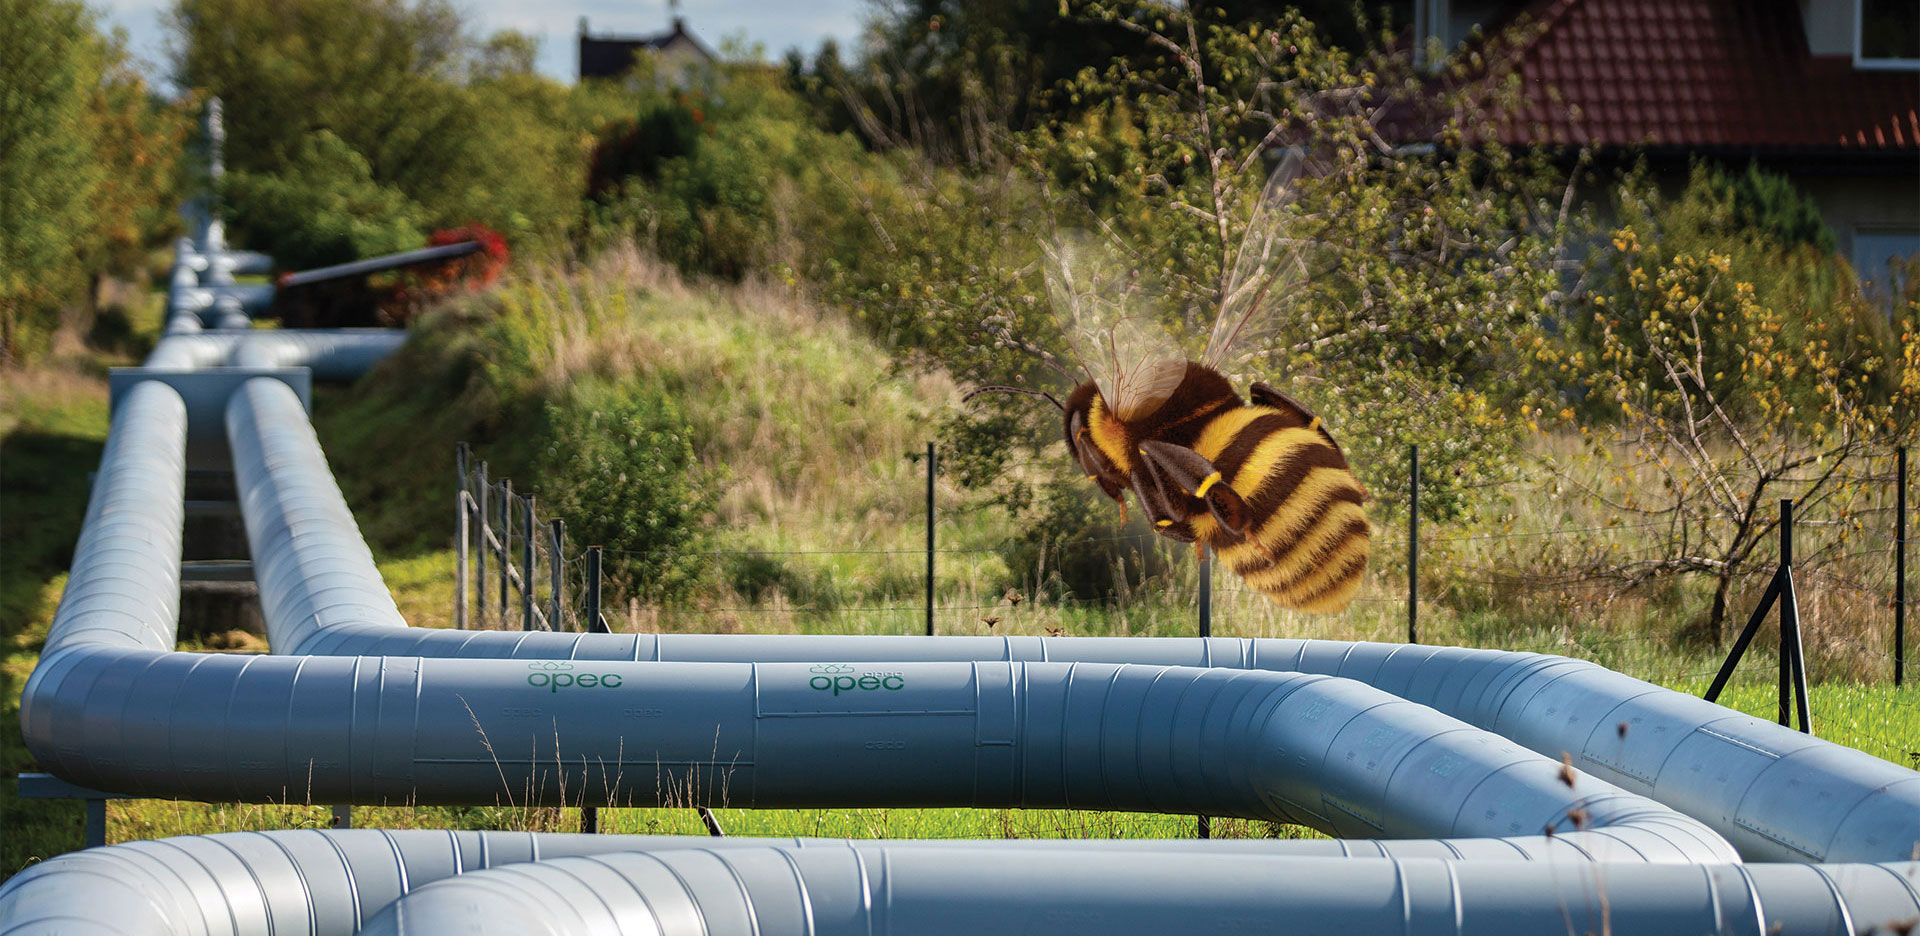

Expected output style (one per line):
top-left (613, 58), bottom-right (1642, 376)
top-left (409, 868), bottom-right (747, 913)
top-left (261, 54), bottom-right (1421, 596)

top-left (1414, 0), bottom-right (1917, 289)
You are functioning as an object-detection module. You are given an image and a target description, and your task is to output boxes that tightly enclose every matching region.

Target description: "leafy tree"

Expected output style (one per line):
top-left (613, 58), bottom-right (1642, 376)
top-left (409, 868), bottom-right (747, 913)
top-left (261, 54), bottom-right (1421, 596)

top-left (1, 0), bottom-right (186, 362)
top-left (586, 71), bottom-right (889, 281)
top-left (224, 130), bottom-right (426, 269)
top-left (1540, 168), bottom-right (1917, 645)
top-left (172, 0), bottom-right (603, 263)
top-left (83, 40), bottom-right (191, 294)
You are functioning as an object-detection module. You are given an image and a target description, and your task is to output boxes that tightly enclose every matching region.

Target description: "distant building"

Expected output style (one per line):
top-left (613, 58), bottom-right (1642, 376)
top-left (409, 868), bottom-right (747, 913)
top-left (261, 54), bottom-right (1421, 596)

top-left (577, 15), bottom-right (717, 84)
top-left (1413, 0), bottom-right (1919, 291)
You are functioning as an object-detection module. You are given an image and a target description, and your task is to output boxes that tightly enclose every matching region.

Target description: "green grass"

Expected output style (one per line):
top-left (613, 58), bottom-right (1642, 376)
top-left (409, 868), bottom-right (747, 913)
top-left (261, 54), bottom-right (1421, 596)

top-left (1, 367), bottom-right (117, 878)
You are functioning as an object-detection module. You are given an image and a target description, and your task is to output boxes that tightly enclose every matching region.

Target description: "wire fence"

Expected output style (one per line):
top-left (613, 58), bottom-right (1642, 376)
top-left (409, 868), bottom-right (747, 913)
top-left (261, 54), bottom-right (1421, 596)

top-left (450, 441), bottom-right (1914, 714)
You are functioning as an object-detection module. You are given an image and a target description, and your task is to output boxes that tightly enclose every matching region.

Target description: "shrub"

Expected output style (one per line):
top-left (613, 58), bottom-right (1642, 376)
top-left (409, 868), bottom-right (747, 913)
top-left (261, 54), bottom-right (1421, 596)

top-left (1, 0), bottom-right (185, 362)
top-left (534, 383), bottom-right (720, 604)
top-left (224, 131), bottom-right (427, 270)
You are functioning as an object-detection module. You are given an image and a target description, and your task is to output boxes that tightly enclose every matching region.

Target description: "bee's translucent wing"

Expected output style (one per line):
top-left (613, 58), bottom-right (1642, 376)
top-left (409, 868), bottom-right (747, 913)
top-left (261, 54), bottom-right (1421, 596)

top-left (1045, 236), bottom-right (1186, 422)
top-left (1203, 148), bottom-right (1312, 372)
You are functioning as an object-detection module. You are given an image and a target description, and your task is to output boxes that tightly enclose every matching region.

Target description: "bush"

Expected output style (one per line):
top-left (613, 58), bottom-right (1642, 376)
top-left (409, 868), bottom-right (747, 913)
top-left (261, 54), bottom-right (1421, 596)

top-left (534, 383), bottom-right (720, 604)
top-left (1, 0), bottom-right (185, 362)
top-left (585, 73), bottom-right (890, 282)
top-left (224, 131), bottom-right (427, 270)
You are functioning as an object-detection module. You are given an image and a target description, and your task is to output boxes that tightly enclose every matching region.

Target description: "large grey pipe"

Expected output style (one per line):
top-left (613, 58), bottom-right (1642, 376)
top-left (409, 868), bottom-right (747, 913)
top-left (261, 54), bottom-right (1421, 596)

top-left (26, 380), bottom-right (186, 659)
top-left (145, 331), bottom-right (408, 378)
top-left (3, 830), bottom-right (1915, 936)
top-left (368, 846), bottom-right (1920, 936)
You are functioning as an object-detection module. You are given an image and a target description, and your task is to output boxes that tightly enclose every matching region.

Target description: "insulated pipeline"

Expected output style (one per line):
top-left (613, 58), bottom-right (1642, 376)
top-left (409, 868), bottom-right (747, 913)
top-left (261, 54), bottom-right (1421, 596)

top-left (233, 605), bottom-right (1920, 865)
top-left (365, 846), bottom-right (1920, 936)
top-left (145, 331), bottom-right (408, 377)
top-left (10, 648), bottom-right (1737, 865)
top-left (3, 831), bottom-right (1914, 936)
top-left (30, 380), bottom-right (186, 656)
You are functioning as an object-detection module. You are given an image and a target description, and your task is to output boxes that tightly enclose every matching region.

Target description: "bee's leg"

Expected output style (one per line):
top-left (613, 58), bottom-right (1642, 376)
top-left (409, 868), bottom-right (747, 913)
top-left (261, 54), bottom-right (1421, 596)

top-left (1137, 440), bottom-right (1251, 536)
top-left (1128, 462), bottom-right (1196, 542)
top-left (1250, 381), bottom-right (1350, 460)
top-left (1193, 540), bottom-right (1206, 563)
top-left (1248, 381), bottom-right (1318, 427)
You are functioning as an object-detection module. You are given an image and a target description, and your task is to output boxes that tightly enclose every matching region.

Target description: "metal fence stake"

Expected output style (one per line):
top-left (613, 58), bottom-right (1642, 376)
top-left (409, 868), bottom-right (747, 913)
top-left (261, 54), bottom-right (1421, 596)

top-left (1198, 547), bottom-right (1212, 639)
top-left (549, 519), bottom-right (564, 632)
top-left (586, 546), bottom-right (606, 633)
top-left (1197, 539), bottom-right (1213, 841)
top-left (499, 479), bottom-right (512, 616)
top-left (1779, 500), bottom-right (1812, 734)
top-left (455, 443), bottom-right (469, 630)
top-left (580, 806), bottom-right (599, 834)
top-left (1704, 499), bottom-right (1812, 735)
top-left (522, 492), bottom-right (536, 632)
top-left (84, 799), bottom-right (106, 849)
top-left (1408, 443), bottom-right (1420, 644)
top-left (925, 441), bottom-right (936, 637)
top-left (476, 462), bottom-right (488, 625)
top-left (1897, 446), bottom-right (1907, 687)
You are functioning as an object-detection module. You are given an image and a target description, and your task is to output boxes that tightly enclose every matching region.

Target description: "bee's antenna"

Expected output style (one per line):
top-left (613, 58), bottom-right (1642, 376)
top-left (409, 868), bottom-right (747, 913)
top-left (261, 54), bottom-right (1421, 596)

top-left (982, 323), bottom-right (1080, 385)
top-left (962, 385), bottom-right (1065, 412)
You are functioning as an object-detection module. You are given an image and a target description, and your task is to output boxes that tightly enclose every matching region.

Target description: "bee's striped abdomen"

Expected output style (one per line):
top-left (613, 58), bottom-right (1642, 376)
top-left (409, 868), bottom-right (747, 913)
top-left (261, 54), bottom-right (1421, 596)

top-left (1193, 405), bottom-right (1370, 613)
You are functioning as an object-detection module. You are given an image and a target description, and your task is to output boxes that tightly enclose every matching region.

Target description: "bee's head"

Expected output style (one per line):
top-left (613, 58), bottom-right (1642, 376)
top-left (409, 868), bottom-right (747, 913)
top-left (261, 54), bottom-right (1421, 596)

top-left (1063, 381), bottom-right (1128, 499)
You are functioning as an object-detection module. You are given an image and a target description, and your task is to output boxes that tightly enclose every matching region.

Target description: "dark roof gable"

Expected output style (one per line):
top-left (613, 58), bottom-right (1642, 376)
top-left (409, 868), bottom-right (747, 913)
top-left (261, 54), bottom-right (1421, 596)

top-left (578, 18), bottom-right (716, 80)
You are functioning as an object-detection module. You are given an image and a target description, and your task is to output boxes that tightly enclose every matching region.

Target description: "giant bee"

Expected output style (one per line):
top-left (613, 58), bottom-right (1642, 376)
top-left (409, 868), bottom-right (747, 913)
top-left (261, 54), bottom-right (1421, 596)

top-left (968, 153), bottom-right (1370, 613)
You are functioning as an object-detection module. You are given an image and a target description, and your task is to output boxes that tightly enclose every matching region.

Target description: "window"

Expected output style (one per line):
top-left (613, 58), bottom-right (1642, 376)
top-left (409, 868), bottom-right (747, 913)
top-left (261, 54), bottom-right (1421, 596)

top-left (1853, 228), bottom-right (1920, 307)
top-left (1856, 0), bottom-right (1920, 69)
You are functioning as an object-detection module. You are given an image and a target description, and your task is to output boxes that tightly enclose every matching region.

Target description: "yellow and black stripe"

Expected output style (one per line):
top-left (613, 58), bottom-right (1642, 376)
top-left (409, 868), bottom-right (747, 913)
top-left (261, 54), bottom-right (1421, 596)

top-left (1187, 404), bottom-right (1371, 613)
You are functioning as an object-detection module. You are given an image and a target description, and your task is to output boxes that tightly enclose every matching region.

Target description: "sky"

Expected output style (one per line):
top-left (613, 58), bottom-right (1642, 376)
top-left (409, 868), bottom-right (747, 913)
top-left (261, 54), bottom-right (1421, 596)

top-left (95, 0), bottom-right (872, 87)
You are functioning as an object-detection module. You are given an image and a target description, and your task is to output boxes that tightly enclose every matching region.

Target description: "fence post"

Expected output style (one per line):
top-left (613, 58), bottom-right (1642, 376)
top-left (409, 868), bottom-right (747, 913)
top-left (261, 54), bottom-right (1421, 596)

top-left (455, 443), bottom-right (468, 630)
top-left (1897, 446), bottom-right (1907, 688)
top-left (1408, 443), bottom-right (1419, 644)
top-left (925, 441), bottom-right (936, 637)
top-left (84, 798), bottom-right (106, 849)
top-left (1779, 499), bottom-right (1812, 734)
top-left (586, 546), bottom-right (606, 634)
top-left (522, 492), bottom-right (536, 632)
top-left (1198, 548), bottom-right (1212, 639)
top-left (1704, 500), bottom-right (1811, 734)
top-left (549, 519), bottom-right (565, 631)
top-left (1194, 539), bottom-right (1213, 837)
top-left (475, 462), bottom-right (489, 625)
top-left (499, 480), bottom-right (512, 616)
